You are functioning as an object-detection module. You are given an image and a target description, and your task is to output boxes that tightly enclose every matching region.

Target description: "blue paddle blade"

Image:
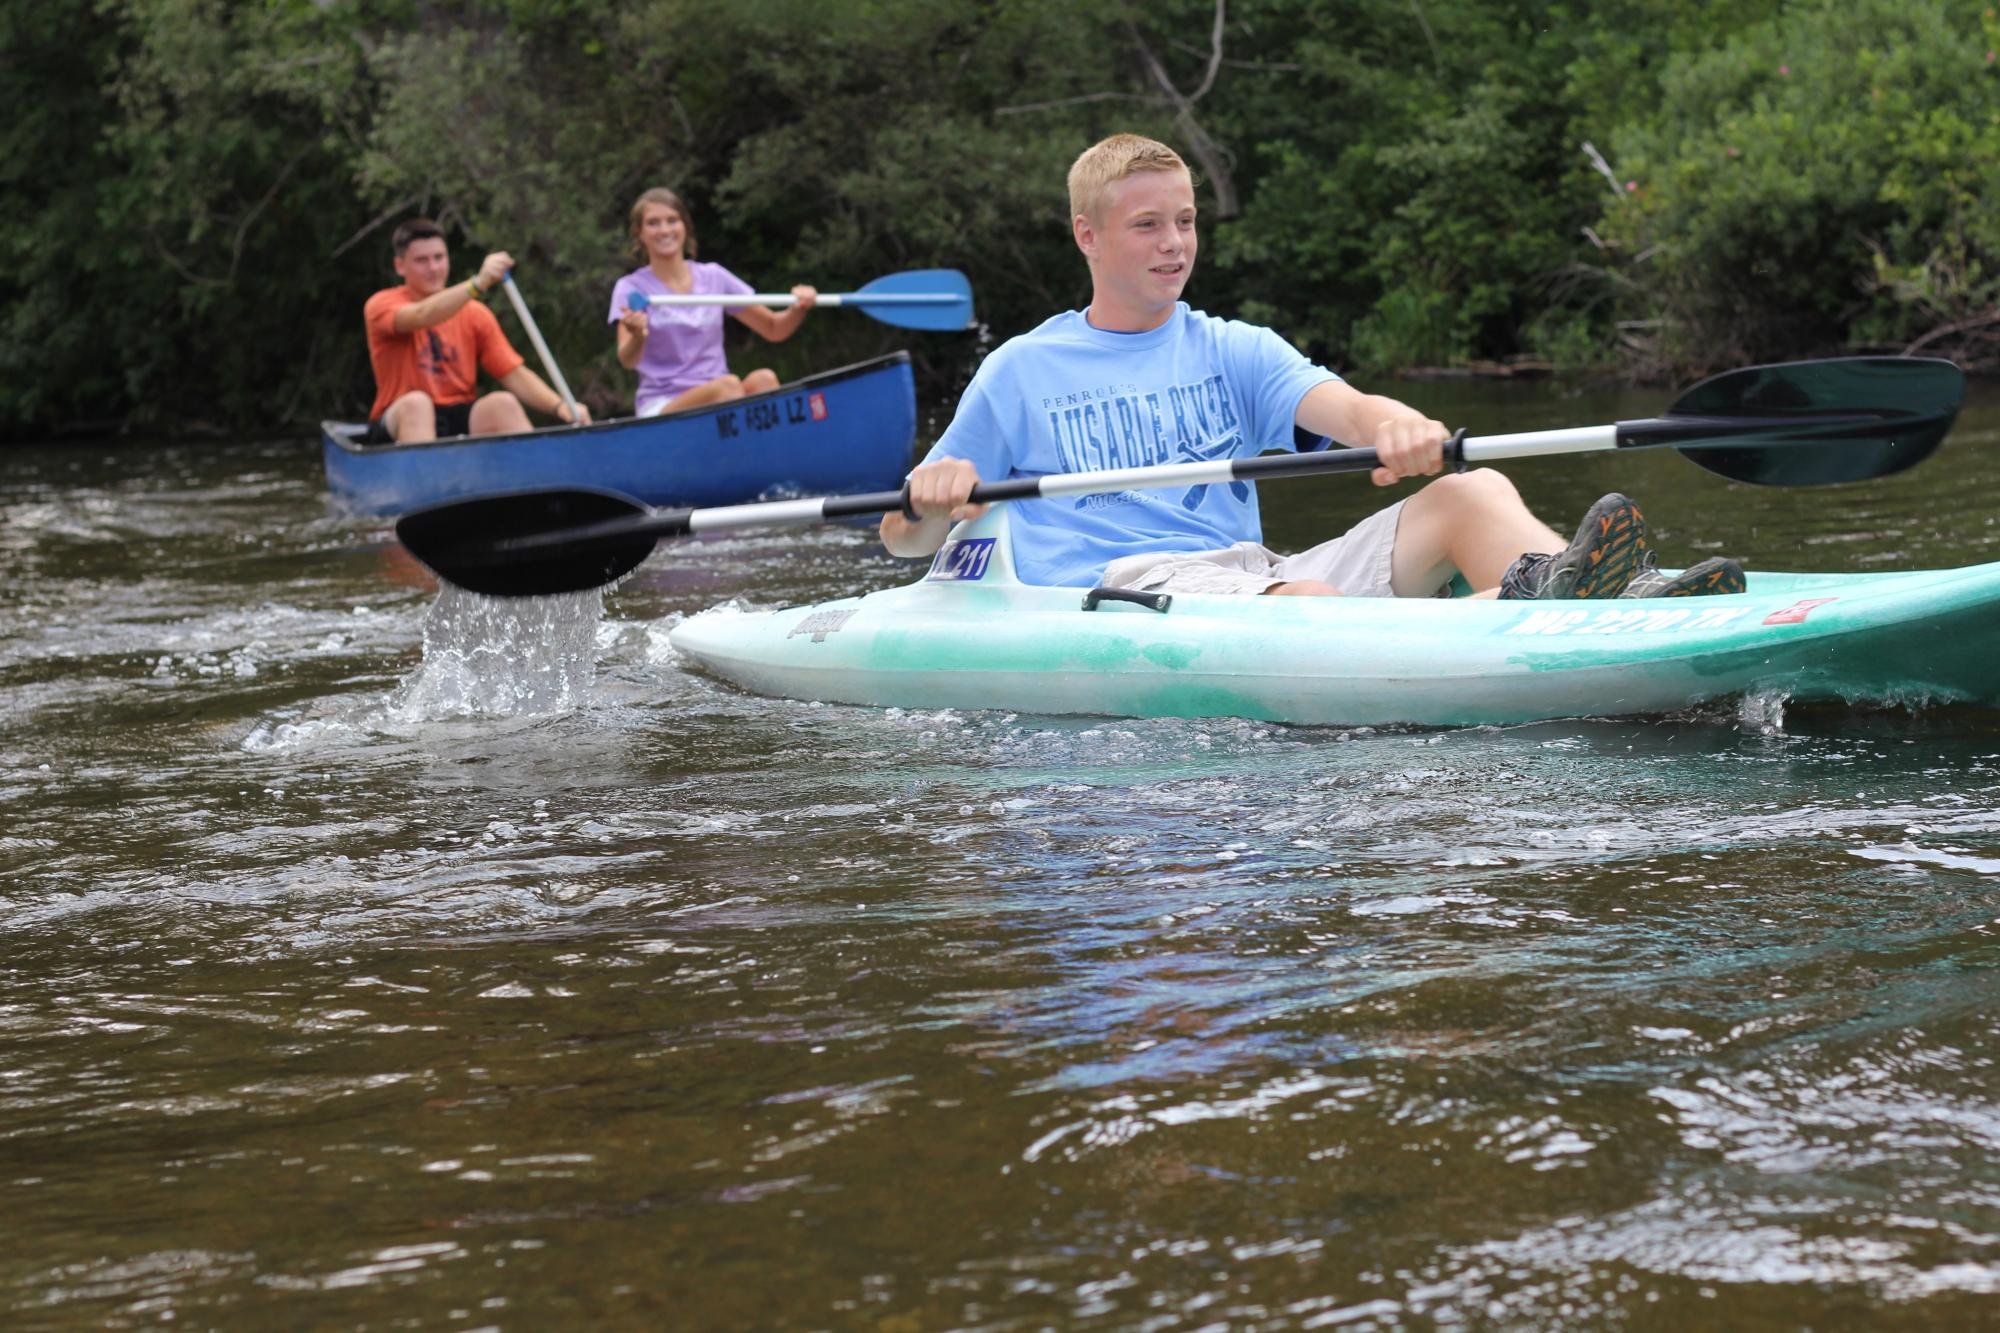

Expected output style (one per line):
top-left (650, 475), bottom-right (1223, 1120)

top-left (847, 268), bottom-right (973, 331)
top-left (625, 291), bottom-right (648, 312)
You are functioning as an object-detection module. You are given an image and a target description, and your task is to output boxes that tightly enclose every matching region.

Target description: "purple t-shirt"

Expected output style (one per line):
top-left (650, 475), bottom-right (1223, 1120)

top-left (607, 262), bottom-right (755, 410)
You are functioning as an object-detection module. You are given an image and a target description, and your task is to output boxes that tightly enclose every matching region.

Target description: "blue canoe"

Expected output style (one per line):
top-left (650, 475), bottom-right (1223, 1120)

top-left (320, 352), bottom-right (916, 516)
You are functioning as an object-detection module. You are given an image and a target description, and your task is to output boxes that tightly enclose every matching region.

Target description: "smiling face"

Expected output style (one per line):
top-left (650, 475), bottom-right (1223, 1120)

top-left (393, 236), bottom-right (451, 297)
top-left (1073, 168), bottom-right (1197, 332)
top-left (635, 202), bottom-right (688, 263)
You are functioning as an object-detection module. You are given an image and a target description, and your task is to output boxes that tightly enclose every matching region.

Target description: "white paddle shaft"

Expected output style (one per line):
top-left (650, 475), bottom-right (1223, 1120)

top-left (685, 498), bottom-right (848, 532)
top-left (1462, 425), bottom-right (1619, 461)
top-left (499, 276), bottom-right (579, 423)
top-left (640, 292), bottom-right (955, 308)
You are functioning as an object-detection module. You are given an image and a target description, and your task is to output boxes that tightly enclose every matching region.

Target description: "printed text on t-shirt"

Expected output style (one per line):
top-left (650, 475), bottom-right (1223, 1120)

top-left (1046, 374), bottom-right (1243, 473)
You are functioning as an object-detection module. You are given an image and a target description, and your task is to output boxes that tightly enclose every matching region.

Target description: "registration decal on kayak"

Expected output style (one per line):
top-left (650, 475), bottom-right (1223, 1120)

top-left (1500, 604), bottom-right (1754, 637)
top-left (1762, 597), bottom-right (1837, 625)
top-left (788, 609), bottom-right (856, 642)
top-left (926, 537), bottom-right (996, 582)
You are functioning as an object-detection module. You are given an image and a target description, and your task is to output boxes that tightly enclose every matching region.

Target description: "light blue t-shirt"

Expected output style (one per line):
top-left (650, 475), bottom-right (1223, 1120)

top-left (924, 304), bottom-right (1339, 587)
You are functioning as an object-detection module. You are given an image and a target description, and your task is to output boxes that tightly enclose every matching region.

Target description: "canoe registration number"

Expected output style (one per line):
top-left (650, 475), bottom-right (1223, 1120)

top-left (715, 391), bottom-right (828, 439)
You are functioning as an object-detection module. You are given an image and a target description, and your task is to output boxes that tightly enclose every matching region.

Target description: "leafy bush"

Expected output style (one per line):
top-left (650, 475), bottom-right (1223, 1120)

top-left (3, 0), bottom-right (1993, 436)
top-left (1599, 0), bottom-right (2000, 372)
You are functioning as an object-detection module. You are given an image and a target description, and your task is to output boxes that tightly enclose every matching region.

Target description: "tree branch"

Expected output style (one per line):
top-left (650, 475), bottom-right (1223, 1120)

top-left (1166, 39), bottom-right (1298, 72)
top-left (1903, 308), bottom-right (2000, 355)
top-left (996, 90), bottom-right (1153, 116)
top-left (332, 194), bottom-right (426, 258)
top-left (1580, 141), bottom-right (1627, 199)
top-left (147, 151), bottom-right (308, 288)
top-left (993, 1), bottom-right (1242, 217)
top-left (1408, 0), bottom-right (1443, 75)
top-left (1188, 0), bottom-right (1227, 102)
top-left (1129, 2), bottom-right (1239, 218)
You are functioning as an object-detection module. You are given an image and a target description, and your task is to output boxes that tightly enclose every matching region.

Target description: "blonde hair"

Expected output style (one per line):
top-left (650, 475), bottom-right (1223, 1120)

top-left (1067, 134), bottom-right (1192, 222)
top-left (628, 187), bottom-right (698, 262)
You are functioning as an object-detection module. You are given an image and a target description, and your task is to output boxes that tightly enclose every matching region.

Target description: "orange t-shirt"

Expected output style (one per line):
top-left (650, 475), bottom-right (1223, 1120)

top-left (364, 286), bottom-right (526, 420)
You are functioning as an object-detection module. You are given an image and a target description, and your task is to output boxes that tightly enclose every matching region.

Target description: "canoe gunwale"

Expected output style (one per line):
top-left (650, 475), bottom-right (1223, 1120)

top-left (319, 350), bottom-right (913, 455)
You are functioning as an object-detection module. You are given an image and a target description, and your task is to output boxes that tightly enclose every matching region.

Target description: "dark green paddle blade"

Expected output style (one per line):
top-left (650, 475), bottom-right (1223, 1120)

top-left (1663, 356), bottom-right (1964, 486)
top-left (395, 488), bottom-right (654, 597)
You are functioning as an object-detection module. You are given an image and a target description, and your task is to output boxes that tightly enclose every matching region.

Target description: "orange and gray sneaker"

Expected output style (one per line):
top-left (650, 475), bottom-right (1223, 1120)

top-left (1620, 553), bottom-right (1747, 597)
top-left (1498, 493), bottom-right (1649, 600)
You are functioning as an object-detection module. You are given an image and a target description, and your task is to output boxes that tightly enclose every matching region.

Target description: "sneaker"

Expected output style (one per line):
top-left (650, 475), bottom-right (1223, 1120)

top-left (1498, 493), bottom-right (1649, 600)
top-left (1620, 553), bottom-right (1747, 598)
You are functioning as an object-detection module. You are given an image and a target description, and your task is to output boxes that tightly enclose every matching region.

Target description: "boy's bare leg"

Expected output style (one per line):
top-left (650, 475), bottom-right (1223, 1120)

top-left (1389, 469), bottom-right (1564, 597)
top-left (469, 391), bottom-right (532, 436)
top-left (384, 391), bottom-right (437, 443)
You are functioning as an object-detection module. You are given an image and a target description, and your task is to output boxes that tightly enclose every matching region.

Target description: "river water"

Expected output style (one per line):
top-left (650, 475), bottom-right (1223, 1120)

top-left (5, 379), bottom-right (1999, 1327)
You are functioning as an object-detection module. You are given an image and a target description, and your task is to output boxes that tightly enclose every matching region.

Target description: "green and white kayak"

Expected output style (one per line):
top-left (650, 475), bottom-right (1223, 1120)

top-left (668, 507), bottom-right (2000, 727)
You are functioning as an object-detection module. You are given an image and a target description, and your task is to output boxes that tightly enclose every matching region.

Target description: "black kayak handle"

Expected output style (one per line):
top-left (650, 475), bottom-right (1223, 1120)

top-left (1082, 586), bottom-right (1173, 614)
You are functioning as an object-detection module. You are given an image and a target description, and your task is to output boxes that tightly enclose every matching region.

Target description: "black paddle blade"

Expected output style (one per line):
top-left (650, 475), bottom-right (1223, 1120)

top-left (395, 488), bottom-right (655, 597)
top-left (1660, 356), bottom-right (1964, 486)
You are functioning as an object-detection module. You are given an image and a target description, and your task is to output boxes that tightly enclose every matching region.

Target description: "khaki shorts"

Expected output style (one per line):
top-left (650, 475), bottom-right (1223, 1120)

top-left (1100, 500), bottom-right (1406, 598)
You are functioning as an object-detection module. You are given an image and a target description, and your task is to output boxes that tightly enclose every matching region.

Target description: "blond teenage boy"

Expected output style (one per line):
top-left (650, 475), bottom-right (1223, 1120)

top-left (884, 134), bottom-right (1742, 600)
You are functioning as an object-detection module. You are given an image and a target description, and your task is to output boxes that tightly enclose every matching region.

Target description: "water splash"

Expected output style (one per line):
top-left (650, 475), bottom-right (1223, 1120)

top-left (385, 584), bottom-right (603, 720)
top-left (1737, 688), bottom-right (1789, 734)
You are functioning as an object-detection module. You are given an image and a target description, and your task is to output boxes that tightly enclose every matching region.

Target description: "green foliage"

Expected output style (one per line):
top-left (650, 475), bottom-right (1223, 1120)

top-left (2, 0), bottom-right (392, 433)
top-left (99, 0), bottom-right (390, 426)
top-left (1, 0), bottom-right (1993, 437)
top-left (1207, 0), bottom-right (1606, 371)
top-left (1600, 0), bottom-right (2000, 371)
top-left (1347, 76), bottom-right (1594, 371)
top-left (0, 0), bottom-right (126, 427)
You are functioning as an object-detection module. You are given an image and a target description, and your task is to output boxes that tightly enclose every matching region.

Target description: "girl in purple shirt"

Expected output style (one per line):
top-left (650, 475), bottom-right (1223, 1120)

top-left (608, 187), bottom-right (816, 417)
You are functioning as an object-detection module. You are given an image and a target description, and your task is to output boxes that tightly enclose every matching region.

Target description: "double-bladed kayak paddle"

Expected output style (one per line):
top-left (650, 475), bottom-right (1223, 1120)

top-left (395, 356), bottom-right (1965, 598)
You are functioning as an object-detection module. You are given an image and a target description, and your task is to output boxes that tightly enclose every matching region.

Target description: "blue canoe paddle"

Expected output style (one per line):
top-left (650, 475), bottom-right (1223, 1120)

top-left (396, 356), bottom-right (1966, 598)
top-left (625, 267), bottom-right (972, 332)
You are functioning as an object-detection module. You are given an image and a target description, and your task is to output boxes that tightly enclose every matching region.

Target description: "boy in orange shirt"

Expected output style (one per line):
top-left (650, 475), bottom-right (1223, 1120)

top-left (363, 219), bottom-right (590, 443)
